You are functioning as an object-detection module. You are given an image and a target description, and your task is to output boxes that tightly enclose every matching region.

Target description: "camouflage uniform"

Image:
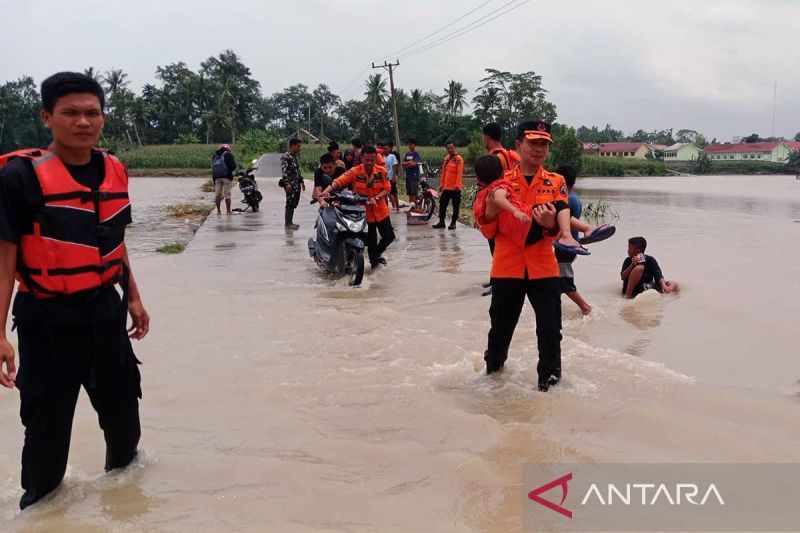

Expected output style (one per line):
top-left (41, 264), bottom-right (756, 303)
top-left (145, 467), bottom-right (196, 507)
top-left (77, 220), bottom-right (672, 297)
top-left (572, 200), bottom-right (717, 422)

top-left (280, 151), bottom-right (304, 227)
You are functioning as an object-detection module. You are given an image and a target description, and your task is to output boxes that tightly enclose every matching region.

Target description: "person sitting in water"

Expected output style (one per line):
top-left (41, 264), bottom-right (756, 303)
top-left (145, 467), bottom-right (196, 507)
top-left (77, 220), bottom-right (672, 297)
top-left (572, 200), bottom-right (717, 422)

top-left (620, 236), bottom-right (679, 299)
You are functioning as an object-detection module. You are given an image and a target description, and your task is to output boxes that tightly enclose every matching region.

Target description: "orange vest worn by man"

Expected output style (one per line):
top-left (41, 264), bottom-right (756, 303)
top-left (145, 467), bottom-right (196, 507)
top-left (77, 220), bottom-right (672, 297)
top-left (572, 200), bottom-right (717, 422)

top-left (332, 163), bottom-right (392, 223)
top-left (433, 145), bottom-right (465, 229)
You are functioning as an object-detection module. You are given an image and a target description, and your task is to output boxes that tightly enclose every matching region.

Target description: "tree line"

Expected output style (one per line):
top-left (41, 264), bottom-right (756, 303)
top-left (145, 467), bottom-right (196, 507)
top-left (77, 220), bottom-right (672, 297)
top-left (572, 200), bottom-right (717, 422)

top-left (2, 49), bottom-right (797, 158)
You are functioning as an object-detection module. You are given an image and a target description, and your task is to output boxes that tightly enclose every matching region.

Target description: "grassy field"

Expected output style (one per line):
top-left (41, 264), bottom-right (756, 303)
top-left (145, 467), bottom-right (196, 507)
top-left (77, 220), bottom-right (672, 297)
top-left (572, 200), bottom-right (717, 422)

top-left (580, 156), bottom-right (667, 177)
top-left (118, 144), bottom-right (794, 177)
top-left (118, 144), bottom-right (218, 169)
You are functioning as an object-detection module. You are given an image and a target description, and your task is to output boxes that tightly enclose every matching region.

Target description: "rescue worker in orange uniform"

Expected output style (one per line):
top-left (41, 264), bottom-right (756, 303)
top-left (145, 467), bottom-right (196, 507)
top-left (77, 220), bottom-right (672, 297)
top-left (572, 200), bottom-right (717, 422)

top-left (481, 120), bottom-right (567, 392)
top-left (320, 145), bottom-right (395, 269)
top-left (0, 72), bottom-right (150, 509)
top-left (483, 122), bottom-right (521, 172)
top-left (432, 141), bottom-right (464, 230)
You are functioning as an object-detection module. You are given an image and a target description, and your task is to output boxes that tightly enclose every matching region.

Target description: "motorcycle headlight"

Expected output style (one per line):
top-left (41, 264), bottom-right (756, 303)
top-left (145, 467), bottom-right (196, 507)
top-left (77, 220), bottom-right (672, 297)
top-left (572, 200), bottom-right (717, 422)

top-left (346, 219), bottom-right (365, 232)
top-left (335, 221), bottom-right (347, 232)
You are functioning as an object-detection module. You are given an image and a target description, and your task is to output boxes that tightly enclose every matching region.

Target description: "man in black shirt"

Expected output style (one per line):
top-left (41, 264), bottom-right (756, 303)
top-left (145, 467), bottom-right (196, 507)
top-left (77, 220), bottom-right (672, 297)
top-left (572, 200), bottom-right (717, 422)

top-left (621, 236), bottom-right (679, 298)
top-left (313, 153), bottom-right (344, 203)
top-left (0, 72), bottom-right (150, 509)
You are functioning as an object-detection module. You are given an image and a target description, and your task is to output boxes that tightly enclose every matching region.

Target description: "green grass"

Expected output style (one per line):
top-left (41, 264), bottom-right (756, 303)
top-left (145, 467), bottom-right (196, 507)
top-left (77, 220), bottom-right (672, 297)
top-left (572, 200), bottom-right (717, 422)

top-left (166, 202), bottom-right (214, 218)
top-left (156, 242), bottom-right (186, 254)
top-left (668, 160), bottom-right (792, 175)
top-left (119, 144), bottom-right (218, 169)
top-left (580, 156), bottom-right (667, 177)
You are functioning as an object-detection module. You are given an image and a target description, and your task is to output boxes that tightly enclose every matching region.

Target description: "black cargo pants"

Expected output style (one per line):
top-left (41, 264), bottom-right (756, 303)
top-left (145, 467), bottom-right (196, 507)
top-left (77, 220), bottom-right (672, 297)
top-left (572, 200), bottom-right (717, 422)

top-left (15, 318), bottom-right (142, 509)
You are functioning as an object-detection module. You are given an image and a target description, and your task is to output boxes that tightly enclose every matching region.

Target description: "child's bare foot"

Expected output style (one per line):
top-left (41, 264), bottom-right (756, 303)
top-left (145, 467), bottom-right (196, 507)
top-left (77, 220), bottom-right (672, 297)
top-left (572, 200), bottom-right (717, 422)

top-left (580, 303), bottom-right (592, 315)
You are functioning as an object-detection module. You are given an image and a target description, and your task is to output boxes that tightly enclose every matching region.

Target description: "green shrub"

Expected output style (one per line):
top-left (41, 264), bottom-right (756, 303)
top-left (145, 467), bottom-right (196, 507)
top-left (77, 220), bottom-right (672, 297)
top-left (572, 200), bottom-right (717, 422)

top-left (580, 156), bottom-right (667, 177)
top-left (235, 130), bottom-right (280, 165)
top-left (156, 242), bottom-right (185, 254)
top-left (174, 133), bottom-right (201, 144)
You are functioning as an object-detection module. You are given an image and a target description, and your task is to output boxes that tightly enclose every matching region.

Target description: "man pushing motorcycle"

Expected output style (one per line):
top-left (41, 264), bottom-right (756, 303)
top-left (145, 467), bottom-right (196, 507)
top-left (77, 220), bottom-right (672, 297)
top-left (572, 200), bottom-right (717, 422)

top-left (319, 146), bottom-right (395, 269)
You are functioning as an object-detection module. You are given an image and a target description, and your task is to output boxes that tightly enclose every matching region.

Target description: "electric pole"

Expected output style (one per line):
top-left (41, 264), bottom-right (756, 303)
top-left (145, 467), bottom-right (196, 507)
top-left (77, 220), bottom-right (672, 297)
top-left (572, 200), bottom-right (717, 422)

top-left (372, 61), bottom-right (401, 151)
top-left (771, 82), bottom-right (777, 141)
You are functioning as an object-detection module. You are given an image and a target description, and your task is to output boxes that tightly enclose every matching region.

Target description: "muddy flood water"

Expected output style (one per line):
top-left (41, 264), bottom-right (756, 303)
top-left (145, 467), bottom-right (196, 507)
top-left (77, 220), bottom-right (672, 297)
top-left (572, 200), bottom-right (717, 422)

top-left (1, 174), bottom-right (799, 532)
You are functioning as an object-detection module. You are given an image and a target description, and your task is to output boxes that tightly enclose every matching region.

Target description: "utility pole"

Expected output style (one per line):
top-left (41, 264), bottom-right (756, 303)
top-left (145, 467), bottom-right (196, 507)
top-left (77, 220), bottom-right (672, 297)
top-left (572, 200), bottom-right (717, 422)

top-left (307, 103), bottom-right (311, 141)
top-left (372, 60), bottom-right (401, 151)
top-left (771, 82), bottom-right (777, 141)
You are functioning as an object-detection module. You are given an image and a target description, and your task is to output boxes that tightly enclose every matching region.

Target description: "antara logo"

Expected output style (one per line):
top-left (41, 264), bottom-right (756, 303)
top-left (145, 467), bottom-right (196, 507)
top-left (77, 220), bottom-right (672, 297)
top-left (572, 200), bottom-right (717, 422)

top-left (528, 473), bottom-right (725, 519)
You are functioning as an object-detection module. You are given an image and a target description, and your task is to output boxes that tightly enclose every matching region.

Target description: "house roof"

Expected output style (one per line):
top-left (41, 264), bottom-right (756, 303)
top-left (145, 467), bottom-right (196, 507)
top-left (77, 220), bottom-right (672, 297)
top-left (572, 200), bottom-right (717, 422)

top-left (664, 143), bottom-right (697, 151)
top-left (785, 141), bottom-right (800, 152)
top-left (598, 142), bottom-right (647, 153)
top-left (704, 142), bottom-right (780, 154)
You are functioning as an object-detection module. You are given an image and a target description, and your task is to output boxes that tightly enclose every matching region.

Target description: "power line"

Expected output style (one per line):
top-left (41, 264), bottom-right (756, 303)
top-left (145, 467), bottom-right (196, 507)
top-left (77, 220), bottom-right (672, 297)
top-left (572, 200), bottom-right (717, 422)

top-left (377, 0), bottom-right (495, 62)
top-left (338, 66), bottom-right (371, 97)
top-left (397, 0), bottom-right (530, 61)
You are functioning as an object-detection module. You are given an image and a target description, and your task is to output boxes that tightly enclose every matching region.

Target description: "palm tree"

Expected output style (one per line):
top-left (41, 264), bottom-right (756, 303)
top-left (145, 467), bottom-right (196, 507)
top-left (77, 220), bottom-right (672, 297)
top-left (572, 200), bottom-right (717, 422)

top-left (102, 68), bottom-right (129, 99)
top-left (364, 74), bottom-right (389, 106)
top-left (83, 67), bottom-right (102, 82)
top-left (409, 89), bottom-right (425, 114)
top-left (443, 80), bottom-right (468, 115)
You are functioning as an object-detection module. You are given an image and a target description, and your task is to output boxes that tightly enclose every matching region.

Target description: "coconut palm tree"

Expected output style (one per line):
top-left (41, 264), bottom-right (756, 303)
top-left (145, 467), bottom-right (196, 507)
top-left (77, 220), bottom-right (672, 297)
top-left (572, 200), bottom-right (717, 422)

top-left (364, 74), bottom-right (389, 106)
top-left (443, 80), bottom-right (468, 115)
top-left (409, 89), bottom-right (425, 114)
top-left (102, 69), bottom-right (129, 100)
top-left (83, 67), bottom-right (102, 82)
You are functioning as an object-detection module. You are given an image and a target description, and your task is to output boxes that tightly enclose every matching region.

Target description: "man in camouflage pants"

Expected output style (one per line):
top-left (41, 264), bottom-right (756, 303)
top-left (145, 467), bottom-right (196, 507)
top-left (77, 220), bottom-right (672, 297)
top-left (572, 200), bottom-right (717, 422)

top-left (280, 138), bottom-right (305, 229)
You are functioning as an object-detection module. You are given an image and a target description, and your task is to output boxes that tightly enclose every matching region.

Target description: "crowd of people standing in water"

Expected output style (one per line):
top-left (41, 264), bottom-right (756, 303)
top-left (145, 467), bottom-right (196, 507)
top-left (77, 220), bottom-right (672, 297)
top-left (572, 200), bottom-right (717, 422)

top-left (280, 117), bottom-right (679, 392)
top-left (0, 71), bottom-right (680, 511)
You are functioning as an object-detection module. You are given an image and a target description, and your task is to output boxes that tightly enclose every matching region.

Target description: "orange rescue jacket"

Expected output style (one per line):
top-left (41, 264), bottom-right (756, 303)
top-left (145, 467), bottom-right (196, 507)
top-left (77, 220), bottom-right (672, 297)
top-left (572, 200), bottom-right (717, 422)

top-left (332, 164), bottom-right (392, 222)
top-left (440, 153), bottom-right (464, 190)
top-left (482, 165), bottom-right (568, 279)
top-left (0, 148), bottom-right (131, 297)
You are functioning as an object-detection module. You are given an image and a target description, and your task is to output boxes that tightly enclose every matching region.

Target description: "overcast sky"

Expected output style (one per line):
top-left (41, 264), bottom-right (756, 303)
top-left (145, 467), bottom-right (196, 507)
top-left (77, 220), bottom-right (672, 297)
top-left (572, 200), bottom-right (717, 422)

top-left (2, 0), bottom-right (798, 141)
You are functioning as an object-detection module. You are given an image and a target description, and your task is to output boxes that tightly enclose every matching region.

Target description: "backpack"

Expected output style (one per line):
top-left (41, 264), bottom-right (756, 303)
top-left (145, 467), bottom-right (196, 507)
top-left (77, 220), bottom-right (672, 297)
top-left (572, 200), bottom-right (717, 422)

top-left (211, 153), bottom-right (228, 179)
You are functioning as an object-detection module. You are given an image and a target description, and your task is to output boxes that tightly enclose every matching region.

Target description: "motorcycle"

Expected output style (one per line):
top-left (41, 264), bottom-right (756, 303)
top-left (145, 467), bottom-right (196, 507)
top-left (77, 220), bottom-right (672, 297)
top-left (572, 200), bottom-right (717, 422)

top-left (234, 159), bottom-right (263, 212)
top-left (407, 162), bottom-right (439, 225)
top-left (308, 189), bottom-right (368, 286)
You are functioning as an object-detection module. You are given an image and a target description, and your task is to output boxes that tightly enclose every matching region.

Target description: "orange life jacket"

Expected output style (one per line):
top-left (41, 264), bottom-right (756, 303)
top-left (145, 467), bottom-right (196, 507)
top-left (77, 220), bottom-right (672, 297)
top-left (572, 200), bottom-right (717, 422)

top-left (441, 153), bottom-right (464, 190)
top-left (0, 149), bottom-right (131, 298)
top-left (483, 165), bottom-right (569, 280)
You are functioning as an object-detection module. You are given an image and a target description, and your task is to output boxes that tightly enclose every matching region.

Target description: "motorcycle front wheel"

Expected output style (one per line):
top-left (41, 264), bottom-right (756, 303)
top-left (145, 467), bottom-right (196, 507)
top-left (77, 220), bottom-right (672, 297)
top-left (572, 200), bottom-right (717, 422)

top-left (420, 196), bottom-right (436, 219)
top-left (350, 248), bottom-right (364, 286)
